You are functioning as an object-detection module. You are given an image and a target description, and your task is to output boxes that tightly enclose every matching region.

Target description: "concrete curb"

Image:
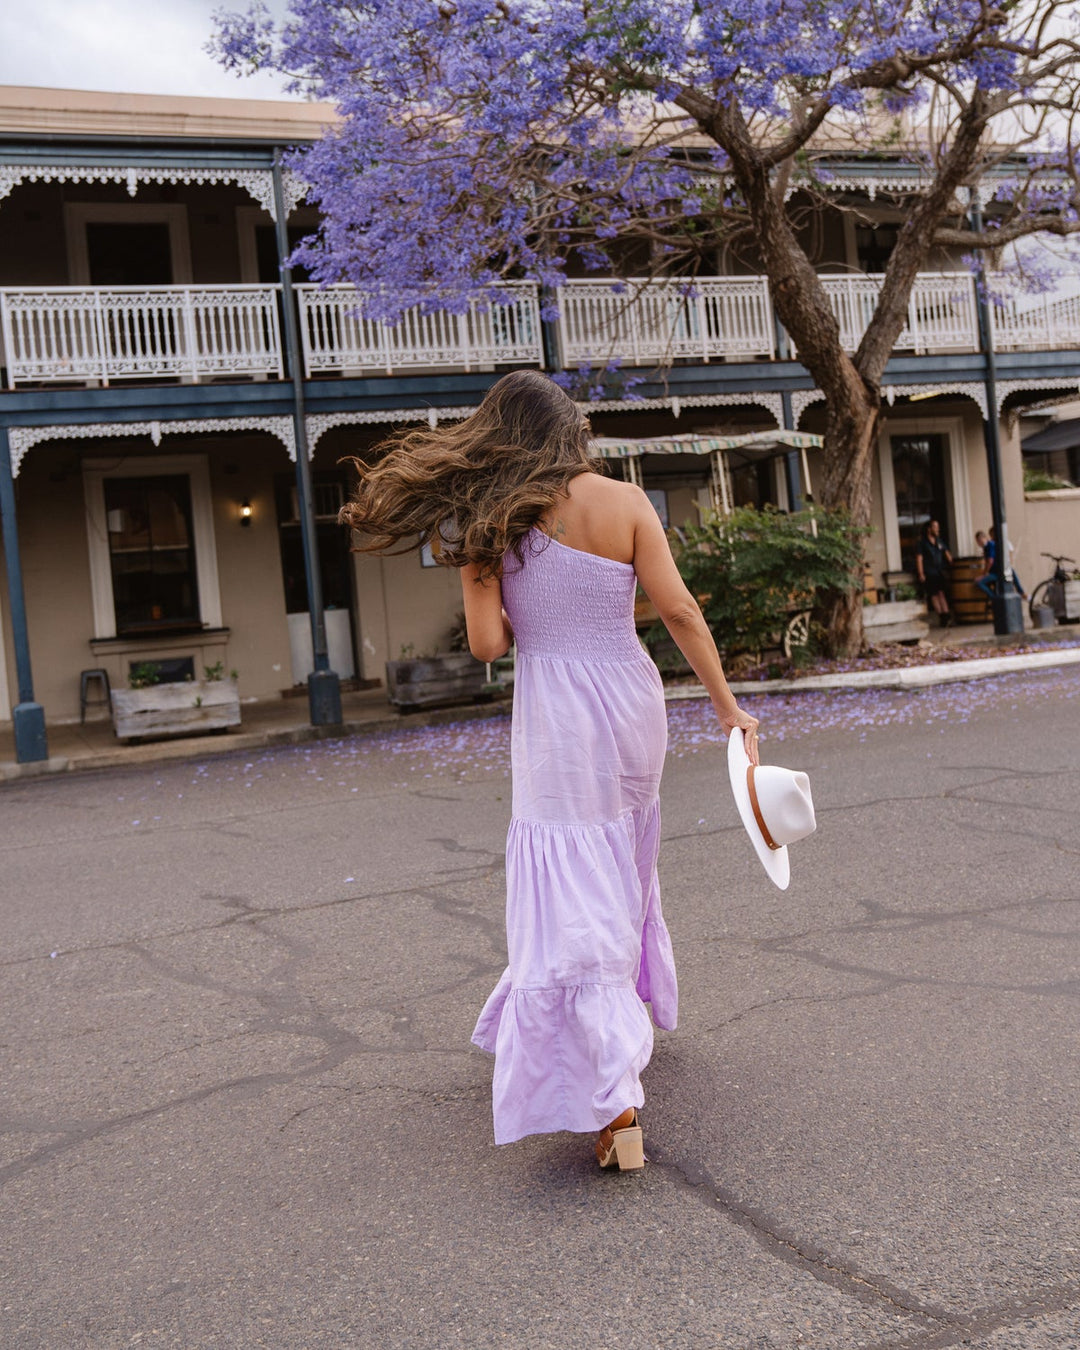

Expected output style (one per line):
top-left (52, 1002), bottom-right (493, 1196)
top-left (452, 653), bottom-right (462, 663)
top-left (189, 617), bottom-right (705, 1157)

top-left (665, 643), bottom-right (1080, 702)
top-left (4, 643), bottom-right (1080, 783)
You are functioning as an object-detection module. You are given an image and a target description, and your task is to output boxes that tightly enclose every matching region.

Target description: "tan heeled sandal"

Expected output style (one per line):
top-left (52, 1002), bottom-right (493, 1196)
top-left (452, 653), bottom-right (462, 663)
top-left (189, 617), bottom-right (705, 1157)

top-left (595, 1108), bottom-right (644, 1171)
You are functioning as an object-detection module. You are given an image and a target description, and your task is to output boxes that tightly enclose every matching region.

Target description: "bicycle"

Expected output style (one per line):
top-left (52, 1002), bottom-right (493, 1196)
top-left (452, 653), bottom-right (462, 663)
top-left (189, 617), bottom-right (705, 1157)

top-left (1028, 552), bottom-right (1080, 624)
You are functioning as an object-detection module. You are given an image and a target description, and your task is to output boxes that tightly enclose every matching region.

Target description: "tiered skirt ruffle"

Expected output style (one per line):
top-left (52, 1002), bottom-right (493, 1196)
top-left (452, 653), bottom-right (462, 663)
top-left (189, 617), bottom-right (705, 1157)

top-left (472, 800), bottom-right (678, 1144)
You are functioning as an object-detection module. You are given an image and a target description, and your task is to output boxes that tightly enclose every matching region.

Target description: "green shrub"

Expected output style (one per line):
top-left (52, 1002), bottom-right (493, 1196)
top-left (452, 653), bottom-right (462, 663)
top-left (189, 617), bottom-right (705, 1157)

top-left (1023, 464), bottom-right (1074, 493)
top-left (128, 662), bottom-right (161, 690)
top-left (669, 506), bottom-right (866, 656)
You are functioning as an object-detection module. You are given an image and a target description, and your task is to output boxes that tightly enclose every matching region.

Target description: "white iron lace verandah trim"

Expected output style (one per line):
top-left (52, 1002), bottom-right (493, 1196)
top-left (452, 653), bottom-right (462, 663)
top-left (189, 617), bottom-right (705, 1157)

top-left (793, 382), bottom-right (992, 427)
top-left (7, 416), bottom-right (296, 476)
top-left (0, 165), bottom-right (308, 220)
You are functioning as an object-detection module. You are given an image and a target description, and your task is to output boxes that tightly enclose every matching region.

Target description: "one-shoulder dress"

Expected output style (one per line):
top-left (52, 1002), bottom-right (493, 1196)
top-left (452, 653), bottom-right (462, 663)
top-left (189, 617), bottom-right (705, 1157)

top-left (471, 529), bottom-right (678, 1144)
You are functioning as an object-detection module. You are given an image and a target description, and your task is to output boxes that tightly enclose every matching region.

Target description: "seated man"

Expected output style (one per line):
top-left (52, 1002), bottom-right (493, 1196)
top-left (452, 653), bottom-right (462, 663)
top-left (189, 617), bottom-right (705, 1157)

top-left (975, 527), bottom-right (1026, 602)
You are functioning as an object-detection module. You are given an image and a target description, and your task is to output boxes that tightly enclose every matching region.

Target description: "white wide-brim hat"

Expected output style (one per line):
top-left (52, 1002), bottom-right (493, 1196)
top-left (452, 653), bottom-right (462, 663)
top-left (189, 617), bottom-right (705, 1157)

top-left (727, 727), bottom-right (816, 890)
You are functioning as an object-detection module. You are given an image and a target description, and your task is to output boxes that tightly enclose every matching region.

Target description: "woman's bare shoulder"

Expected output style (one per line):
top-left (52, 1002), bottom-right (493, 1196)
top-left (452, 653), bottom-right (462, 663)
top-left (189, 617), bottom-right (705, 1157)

top-left (569, 472), bottom-right (646, 511)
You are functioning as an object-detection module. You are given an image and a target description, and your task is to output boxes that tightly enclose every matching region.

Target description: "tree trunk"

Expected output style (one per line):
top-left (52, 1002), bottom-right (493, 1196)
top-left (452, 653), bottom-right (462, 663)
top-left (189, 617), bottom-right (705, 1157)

top-left (710, 114), bottom-right (881, 655)
top-left (819, 376), bottom-right (881, 655)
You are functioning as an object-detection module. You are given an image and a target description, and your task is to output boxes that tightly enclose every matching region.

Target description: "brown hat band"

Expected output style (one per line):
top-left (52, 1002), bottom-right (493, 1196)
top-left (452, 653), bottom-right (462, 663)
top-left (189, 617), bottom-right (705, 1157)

top-left (746, 765), bottom-right (782, 851)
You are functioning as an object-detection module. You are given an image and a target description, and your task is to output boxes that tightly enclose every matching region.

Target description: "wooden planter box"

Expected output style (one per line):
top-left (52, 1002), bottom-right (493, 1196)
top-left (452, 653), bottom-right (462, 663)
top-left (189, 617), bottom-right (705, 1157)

top-left (385, 653), bottom-right (487, 711)
top-left (863, 599), bottom-right (929, 644)
top-left (112, 678), bottom-right (241, 743)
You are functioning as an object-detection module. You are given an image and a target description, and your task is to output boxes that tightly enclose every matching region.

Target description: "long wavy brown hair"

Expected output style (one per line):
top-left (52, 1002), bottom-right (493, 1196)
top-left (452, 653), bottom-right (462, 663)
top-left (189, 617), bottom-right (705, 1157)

top-left (339, 370), bottom-right (597, 577)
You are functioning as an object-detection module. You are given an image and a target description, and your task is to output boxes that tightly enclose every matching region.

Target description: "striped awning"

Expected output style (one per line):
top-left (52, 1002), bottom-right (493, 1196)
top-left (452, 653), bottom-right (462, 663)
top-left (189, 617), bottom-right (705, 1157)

top-left (590, 429), bottom-right (824, 459)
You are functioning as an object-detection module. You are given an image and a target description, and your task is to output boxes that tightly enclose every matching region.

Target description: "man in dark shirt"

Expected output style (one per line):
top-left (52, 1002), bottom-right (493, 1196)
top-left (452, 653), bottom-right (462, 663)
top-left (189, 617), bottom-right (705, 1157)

top-left (915, 519), bottom-right (954, 626)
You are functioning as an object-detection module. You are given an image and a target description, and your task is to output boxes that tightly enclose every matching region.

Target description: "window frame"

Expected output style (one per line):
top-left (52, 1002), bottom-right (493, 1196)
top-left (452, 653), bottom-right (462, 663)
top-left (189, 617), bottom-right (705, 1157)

top-left (83, 454), bottom-right (223, 640)
top-left (64, 203), bottom-right (192, 286)
top-left (876, 415), bottom-right (972, 573)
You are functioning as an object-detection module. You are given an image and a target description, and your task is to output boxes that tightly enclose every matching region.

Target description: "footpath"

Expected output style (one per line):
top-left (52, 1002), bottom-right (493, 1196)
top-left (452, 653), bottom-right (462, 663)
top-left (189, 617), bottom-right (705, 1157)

top-left (3, 620), bottom-right (1079, 782)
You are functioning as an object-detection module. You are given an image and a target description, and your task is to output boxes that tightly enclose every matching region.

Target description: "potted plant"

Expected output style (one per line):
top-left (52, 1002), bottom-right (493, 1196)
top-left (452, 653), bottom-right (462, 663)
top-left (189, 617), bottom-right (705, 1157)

top-left (112, 660), bottom-right (242, 743)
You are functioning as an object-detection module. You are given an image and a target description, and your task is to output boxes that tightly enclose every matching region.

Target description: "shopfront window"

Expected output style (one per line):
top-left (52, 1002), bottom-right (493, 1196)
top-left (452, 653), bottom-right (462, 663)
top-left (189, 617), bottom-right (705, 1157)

top-left (104, 475), bottom-right (200, 634)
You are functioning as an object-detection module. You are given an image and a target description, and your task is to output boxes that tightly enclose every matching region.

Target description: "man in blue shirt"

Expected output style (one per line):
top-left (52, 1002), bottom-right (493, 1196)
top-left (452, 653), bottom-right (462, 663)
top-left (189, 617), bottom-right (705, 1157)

top-left (975, 527), bottom-right (1026, 602)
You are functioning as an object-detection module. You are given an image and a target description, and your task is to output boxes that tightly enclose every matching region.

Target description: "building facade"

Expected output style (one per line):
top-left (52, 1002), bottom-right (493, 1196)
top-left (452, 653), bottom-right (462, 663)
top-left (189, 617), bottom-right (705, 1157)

top-left (1, 85), bottom-right (1079, 744)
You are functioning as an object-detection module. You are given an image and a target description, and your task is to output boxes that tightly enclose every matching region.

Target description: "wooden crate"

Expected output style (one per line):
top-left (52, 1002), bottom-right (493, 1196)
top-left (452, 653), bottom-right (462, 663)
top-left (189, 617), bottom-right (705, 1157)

top-left (112, 678), bottom-right (241, 742)
top-left (385, 654), bottom-right (487, 709)
top-left (863, 599), bottom-right (929, 644)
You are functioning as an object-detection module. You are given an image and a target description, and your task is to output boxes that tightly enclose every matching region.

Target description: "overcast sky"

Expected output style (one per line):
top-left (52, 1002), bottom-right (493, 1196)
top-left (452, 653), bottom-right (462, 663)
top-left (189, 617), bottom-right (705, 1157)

top-left (0, 0), bottom-right (302, 100)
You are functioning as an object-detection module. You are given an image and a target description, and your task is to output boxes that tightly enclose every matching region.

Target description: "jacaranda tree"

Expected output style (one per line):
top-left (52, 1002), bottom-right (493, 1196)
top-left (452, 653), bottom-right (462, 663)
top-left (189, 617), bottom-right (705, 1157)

top-left (212, 0), bottom-right (1080, 653)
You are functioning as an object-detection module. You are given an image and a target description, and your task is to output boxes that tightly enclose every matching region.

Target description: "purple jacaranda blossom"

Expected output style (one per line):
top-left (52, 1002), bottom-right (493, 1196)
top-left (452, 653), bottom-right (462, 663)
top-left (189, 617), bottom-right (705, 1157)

top-left (208, 0), bottom-right (1080, 323)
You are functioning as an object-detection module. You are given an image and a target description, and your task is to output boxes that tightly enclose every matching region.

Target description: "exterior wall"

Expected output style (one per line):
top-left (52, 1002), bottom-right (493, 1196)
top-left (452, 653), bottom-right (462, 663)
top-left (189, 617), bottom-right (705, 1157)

top-left (203, 435), bottom-right (294, 699)
top-left (1021, 491), bottom-right (1080, 581)
top-left (352, 551), bottom-right (468, 682)
top-left (3, 433), bottom-right (295, 723)
top-left (1, 444), bottom-right (97, 721)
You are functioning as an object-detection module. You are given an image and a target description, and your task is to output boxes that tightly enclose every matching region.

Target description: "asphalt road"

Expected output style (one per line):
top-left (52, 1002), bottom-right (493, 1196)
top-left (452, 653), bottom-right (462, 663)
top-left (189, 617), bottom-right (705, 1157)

top-left (2, 666), bottom-right (1078, 1350)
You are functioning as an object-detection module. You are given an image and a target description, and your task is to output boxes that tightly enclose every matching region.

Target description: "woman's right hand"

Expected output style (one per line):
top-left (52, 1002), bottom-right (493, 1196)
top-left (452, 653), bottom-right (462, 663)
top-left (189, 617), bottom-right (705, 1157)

top-left (719, 706), bottom-right (760, 766)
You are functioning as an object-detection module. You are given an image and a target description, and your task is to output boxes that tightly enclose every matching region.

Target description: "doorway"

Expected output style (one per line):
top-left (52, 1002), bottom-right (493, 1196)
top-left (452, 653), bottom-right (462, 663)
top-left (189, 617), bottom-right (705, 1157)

top-left (65, 203), bottom-right (192, 285)
top-left (275, 473), bottom-right (357, 683)
top-left (86, 222), bottom-right (173, 285)
top-left (890, 432), bottom-right (950, 572)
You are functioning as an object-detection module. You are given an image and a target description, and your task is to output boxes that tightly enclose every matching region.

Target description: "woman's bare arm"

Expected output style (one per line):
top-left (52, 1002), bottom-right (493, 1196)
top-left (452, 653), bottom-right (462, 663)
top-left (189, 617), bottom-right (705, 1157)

top-left (630, 493), bottom-right (760, 763)
top-left (460, 563), bottom-right (513, 662)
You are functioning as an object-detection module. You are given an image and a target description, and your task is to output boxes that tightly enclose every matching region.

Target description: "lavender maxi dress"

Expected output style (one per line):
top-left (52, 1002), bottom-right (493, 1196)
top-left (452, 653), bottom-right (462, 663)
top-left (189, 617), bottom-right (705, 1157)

top-left (471, 530), bottom-right (679, 1144)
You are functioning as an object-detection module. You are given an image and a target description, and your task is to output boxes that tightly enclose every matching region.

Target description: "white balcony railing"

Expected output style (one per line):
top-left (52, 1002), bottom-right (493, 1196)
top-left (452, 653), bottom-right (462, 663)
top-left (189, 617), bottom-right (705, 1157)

top-left (991, 284), bottom-right (1080, 351)
top-left (2, 272), bottom-right (1079, 390)
top-left (295, 282), bottom-right (544, 376)
top-left (558, 277), bottom-right (775, 366)
top-left (819, 272), bottom-right (979, 354)
top-left (559, 271), bottom-right (983, 364)
top-left (0, 285), bottom-right (284, 388)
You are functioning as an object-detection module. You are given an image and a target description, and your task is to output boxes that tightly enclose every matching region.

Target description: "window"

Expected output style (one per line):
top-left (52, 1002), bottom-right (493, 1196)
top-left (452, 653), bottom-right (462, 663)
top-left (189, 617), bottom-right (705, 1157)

top-left (104, 476), bottom-right (200, 635)
top-left (236, 207), bottom-right (320, 283)
top-left (644, 489), bottom-right (669, 527)
top-left (84, 455), bottom-right (223, 641)
top-left (730, 457), bottom-right (776, 509)
top-left (854, 222), bottom-right (900, 273)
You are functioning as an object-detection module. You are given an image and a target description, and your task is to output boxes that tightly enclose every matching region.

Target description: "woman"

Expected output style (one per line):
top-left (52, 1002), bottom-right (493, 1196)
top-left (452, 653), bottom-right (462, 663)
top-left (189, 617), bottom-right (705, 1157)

top-left (341, 370), bottom-right (759, 1170)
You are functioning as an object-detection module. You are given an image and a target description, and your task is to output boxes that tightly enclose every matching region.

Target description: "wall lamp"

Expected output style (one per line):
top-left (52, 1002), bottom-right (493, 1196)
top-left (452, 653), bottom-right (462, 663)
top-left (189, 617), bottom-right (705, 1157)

top-left (239, 499), bottom-right (253, 528)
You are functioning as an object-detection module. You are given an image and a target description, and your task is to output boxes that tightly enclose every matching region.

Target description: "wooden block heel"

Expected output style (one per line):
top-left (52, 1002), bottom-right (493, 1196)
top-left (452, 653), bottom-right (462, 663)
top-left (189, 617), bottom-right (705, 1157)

top-left (611, 1124), bottom-right (644, 1170)
top-left (596, 1110), bottom-right (645, 1171)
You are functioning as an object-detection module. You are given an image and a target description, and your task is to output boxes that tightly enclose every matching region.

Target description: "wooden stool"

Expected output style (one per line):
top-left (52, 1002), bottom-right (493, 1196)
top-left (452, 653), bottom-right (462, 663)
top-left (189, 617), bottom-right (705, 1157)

top-left (80, 668), bottom-right (111, 723)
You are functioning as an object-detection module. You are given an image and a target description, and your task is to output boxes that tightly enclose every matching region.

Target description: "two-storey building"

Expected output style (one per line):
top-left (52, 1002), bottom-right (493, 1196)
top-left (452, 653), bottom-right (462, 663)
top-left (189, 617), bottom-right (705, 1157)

top-left (1, 84), bottom-right (1079, 751)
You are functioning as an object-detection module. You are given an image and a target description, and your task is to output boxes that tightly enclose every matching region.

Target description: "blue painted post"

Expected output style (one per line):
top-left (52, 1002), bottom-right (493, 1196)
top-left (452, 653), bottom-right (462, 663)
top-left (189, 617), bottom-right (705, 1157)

top-left (970, 191), bottom-right (1024, 636)
top-left (780, 391), bottom-right (804, 510)
top-left (0, 426), bottom-right (48, 762)
top-left (272, 152), bottom-right (342, 727)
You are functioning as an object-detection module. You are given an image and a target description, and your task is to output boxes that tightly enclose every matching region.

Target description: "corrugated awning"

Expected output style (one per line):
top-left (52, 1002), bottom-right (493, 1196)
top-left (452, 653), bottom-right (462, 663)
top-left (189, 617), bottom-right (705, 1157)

top-left (591, 429), bottom-right (824, 459)
top-left (1021, 418), bottom-right (1080, 454)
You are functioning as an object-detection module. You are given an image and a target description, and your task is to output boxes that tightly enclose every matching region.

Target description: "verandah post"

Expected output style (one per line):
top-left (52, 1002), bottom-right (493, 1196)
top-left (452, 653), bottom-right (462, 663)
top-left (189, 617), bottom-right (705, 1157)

top-left (272, 150), bottom-right (343, 726)
top-left (0, 425), bottom-right (48, 763)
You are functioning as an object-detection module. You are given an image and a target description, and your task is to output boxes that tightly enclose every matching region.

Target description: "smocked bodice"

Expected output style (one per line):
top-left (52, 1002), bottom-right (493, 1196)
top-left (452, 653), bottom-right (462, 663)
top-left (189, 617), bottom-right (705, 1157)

top-left (501, 530), bottom-right (646, 663)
